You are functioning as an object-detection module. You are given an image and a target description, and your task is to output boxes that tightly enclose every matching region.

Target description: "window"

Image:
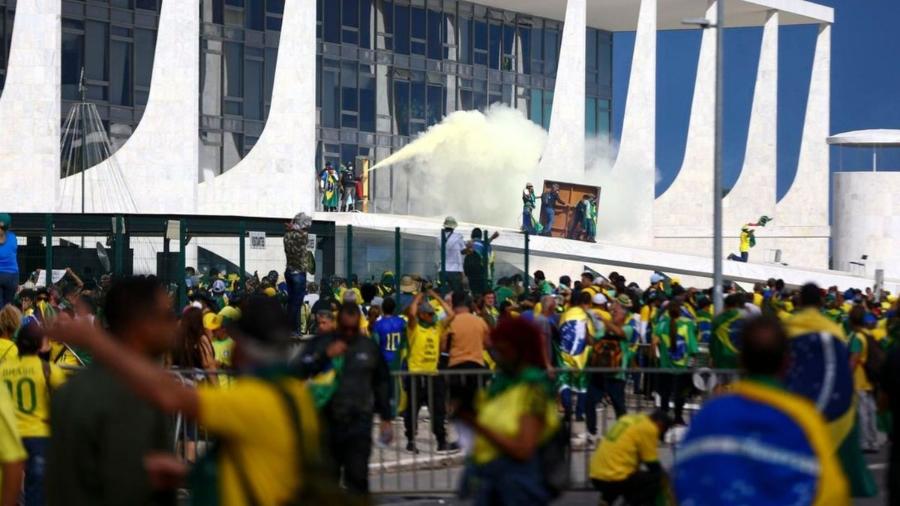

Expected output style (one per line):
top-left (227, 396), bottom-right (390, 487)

top-left (324, 0), bottom-right (340, 43)
top-left (359, 73), bottom-right (375, 132)
top-left (61, 31), bottom-right (84, 100)
top-left (246, 0), bottom-right (264, 31)
top-left (410, 80), bottom-right (425, 120)
top-left (394, 5), bottom-right (409, 54)
top-left (322, 68), bottom-right (340, 128)
top-left (410, 7), bottom-right (425, 55)
top-left (359, 0), bottom-right (372, 48)
top-left (85, 21), bottom-right (108, 83)
top-left (244, 59), bottom-right (263, 120)
top-left (488, 23), bottom-right (501, 69)
top-left (109, 40), bottom-right (132, 106)
top-left (134, 29), bottom-right (155, 88)
top-left (426, 85), bottom-right (442, 126)
top-left (393, 80), bottom-right (409, 136)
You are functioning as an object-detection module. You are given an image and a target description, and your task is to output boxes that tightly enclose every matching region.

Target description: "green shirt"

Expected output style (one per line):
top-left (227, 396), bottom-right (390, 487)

top-left (654, 315), bottom-right (698, 369)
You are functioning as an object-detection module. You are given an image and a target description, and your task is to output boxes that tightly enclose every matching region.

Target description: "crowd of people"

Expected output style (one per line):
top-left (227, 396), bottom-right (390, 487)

top-left (0, 210), bottom-right (892, 505)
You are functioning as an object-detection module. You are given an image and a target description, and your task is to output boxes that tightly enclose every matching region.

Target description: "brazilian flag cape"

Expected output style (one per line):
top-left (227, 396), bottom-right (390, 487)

top-left (557, 306), bottom-right (598, 370)
top-left (784, 309), bottom-right (877, 497)
top-left (674, 379), bottom-right (849, 505)
top-left (710, 309), bottom-right (744, 369)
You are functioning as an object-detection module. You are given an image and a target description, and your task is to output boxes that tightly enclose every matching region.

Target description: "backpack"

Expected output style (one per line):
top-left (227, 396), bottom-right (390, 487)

top-left (590, 338), bottom-right (623, 369)
top-left (864, 333), bottom-right (886, 386)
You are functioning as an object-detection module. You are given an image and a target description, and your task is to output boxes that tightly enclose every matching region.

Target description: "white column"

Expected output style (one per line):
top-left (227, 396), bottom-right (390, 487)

top-left (766, 23), bottom-right (831, 269)
top-left (58, 0), bottom-right (199, 214)
top-left (723, 10), bottom-right (778, 229)
top-left (199, 0), bottom-right (318, 217)
top-left (538, 0), bottom-right (586, 183)
top-left (654, 0), bottom-right (717, 248)
top-left (607, 0), bottom-right (656, 246)
top-left (0, 0), bottom-right (59, 211)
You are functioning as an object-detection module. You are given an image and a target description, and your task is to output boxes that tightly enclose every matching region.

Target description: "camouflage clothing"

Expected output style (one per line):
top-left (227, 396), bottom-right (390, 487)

top-left (284, 228), bottom-right (310, 273)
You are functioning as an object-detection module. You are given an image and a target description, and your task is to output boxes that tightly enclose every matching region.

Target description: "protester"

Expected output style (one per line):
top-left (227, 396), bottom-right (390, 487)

top-left (0, 305), bottom-right (20, 364)
top-left (283, 212), bottom-right (311, 334)
top-left (297, 301), bottom-right (392, 495)
top-left (585, 296), bottom-right (634, 440)
top-left (1, 319), bottom-right (66, 506)
top-left (522, 183), bottom-right (539, 234)
top-left (371, 296), bottom-right (407, 415)
top-left (442, 291), bottom-right (491, 404)
top-left (589, 410), bottom-right (671, 506)
top-left (404, 289), bottom-right (456, 453)
top-left (439, 217), bottom-right (466, 294)
top-left (674, 316), bottom-right (849, 505)
top-left (847, 306), bottom-right (879, 453)
top-left (0, 373), bottom-right (24, 506)
top-left (51, 293), bottom-right (325, 506)
top-left (557, 291), bottom-right (597, 426)
top-left (457, 318), bottom-right (560, 506)
top-left (0, 214), bottom-right (18, 307)
top-left (319, 162), bottom-right (340, 212)
top-left (48, 276), bottom-right (178, 506)
top-left (539, 183), bottom-right (564, 236)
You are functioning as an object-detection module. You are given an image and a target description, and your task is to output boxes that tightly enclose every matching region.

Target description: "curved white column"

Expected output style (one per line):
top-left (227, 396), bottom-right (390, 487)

top-left (0, 0), bottom-right (60, 211)
top-left (654, 0), bottom-right (717, 248)
top-left (198, 0), bottom-right (317, 218)
top-left (538, 0), bottom-right (585, 183)
top-left (766, 23), bottom-right (830, 269)
top-left (57, 0), bottom-right (199, 214)
top-left (607, 0), bottom-right (656, 246)
top-left (723, 10), bottom-right (778, 229)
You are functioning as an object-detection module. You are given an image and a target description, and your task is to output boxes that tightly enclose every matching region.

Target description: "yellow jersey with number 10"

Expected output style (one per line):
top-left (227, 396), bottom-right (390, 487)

top-left (0, 355), bottom-right (67, 437)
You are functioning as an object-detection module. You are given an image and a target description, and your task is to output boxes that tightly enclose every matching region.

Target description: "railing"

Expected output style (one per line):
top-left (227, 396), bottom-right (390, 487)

top-left (165, 365), bottom-right (738, 496)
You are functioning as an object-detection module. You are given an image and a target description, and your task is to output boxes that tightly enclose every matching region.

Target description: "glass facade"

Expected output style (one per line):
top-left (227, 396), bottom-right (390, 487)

top-left (60, 1), bottom-right (160, 153)
top-left (313, 0), bottom-right (612, 211)
top-left (0, 1), bottom-right (13, 92)
top-left (198, 0), bottom-right (284, 177)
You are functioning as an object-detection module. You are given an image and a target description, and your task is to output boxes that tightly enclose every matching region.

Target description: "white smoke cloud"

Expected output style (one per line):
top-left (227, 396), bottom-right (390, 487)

top-left (370, 105), bottom-right (547, 227)
top-left (370, 104), bottom-right (647, 240)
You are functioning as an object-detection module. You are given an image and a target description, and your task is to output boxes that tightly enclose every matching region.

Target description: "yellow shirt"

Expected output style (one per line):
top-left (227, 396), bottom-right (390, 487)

top-left (739, 229), bottom-right (751, 253)
top-left (407, 320), bottom-right (446, 374)
top-left (0, 356), bottom-right (66, 437)
top-left (850, 331), bottom-right (873, 392)
top-left (0, 340), bottom-right (17, 364)
top-left (0, 385), bottom-right (25, 474)
top-left (590, 414), bottom-right (659, 482)
top-left (198, 377), bottom-right (320, 506)
top-left (472, 382), bottom-right (559, 465)
top-left (49, 341), bottom-right (81, 367)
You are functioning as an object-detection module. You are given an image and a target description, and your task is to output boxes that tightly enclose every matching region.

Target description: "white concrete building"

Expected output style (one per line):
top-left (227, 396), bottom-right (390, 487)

top-left (0, 0), bottom-right (839, 274)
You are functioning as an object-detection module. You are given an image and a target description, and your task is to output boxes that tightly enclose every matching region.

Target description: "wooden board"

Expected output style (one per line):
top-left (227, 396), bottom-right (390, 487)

top-left (539, 180), bottom-right (601, 240)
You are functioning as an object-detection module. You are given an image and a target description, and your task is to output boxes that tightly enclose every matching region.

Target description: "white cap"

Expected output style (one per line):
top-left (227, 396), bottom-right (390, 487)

top-left (650, 273), bottom-right (664, 284)
top-left (592, 293), bottom-right (608, 306)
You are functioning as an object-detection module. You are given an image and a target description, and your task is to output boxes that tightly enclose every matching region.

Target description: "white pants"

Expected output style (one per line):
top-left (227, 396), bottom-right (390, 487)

top-left (858, 390), bottom-right (880, 451)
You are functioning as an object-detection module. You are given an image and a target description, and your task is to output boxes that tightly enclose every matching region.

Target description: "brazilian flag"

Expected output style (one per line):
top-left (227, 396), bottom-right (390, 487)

top-left (783, 309), bottom-right (877, 497)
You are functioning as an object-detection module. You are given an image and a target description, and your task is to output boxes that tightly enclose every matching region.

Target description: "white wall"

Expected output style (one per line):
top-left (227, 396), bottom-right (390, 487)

top-left (833, 172), bottom-right (900, 279)
top-left (0, 0), bottom-right (59, 211)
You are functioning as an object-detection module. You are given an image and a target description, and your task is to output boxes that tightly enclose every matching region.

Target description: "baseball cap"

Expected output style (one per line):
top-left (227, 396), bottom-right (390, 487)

top-left (418, 301), bottom-right (435, 315)
top-left (592, 293), bottom-right (608, 306)
top-left (650, 272), bottom-right (664, 284)
top-left (211, 280), bottom-right (226, 293)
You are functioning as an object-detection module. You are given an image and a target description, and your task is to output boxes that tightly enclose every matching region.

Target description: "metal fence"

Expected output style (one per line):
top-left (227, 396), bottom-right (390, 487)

top-left (167, 365), bottom-right (738, 496)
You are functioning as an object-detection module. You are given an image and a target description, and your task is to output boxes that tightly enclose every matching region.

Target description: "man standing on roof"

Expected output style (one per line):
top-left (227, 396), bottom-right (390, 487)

top-left (540, 183), bottom-right (565, 237)
top-left (319, 162), bottom-right (340, 212)
top-left (439, 217), bottom-right (466, 295)
top-left (727, 216), bottom-right (771, 262)
top-left (522, 183), bottom-right (540, 235)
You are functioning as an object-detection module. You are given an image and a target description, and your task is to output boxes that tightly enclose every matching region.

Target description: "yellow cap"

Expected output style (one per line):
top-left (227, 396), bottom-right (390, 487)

top-left (218, 305), bottom-right (241, 322)
top-left (203, 312), bottom-right (223, 331)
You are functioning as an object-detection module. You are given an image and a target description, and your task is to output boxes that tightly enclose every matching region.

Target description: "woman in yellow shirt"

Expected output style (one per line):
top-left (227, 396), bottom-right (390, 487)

top-left (0, 305), bottom-right (20, 364)
top-left (1, 319), bottom-right (66, 505)
top-left (457, 318), bottom-right (560, 506)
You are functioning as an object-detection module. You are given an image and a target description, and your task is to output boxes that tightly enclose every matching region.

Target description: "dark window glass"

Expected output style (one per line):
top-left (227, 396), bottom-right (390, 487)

top-left (324, 0), bottom-right (340, 42)
top-left (531, 27), bottom-right (542, 63)
top-left (266, 16), bottom-right (282, 31)
top-left (410, 7), bottom-right (425, 39)
top-left (426, 85), bottom-right (441, 126)
top-left (586, 29), bottom-right (597, 71)
top-left (209, 0), bottom-right (224, 24)
top-left (394, 5), bottom-right (409, 54)
top-left (488, 23), bottom-right (500, 69)
top-left (460, 89), bottom-right (473, 110)
top-left (246, 0), bottom-right (265, 30)
top-left (135, 0), bottom-right (156, 10)
top-left (410, 80), bottom-right (424, 119)
top-left (112, 0), bottom-right (133, 8)
top-left (473, 20), bottom-right (486, 51)
top-left (458, 17), bottom-right (471, 64)
top-left (598, 37), bottom-right (612, 86)
top-left (61, 32), bottom-right (84, 100)
top-left (426, 9), bottom-right (441, 60)
top-left (322, 69), bottom-right (339, 128)
top-left (267, 0), bottom-right (284, 14)
top-left (224, 100), bottom-right (242, 116)
top-left (359, 74), bottom-right (375, 132)
top-left (341, 62), bottom-right (358, 111)
top-left (342, 113), bottom-right (357, 129)
top-left (393, 80), bottom-right (409, 136)
top-left (359, 0), bottom-right (372, 48)
top-left (343, 0), bottom-right (359, 27)
top-left (85, 21), bottom-right (108, 81)
top-left (134, 29), bottom-right (155, 87)
top-left (473, 91), bottom-right (486, 111)
top-left (226, 0), bottom-right (243, 6)
top-left (265, 47), bottom-right (277, 103)
top-left (109, 40), bottom-right (132, 106)
top-left (544, 29), bottom-right (558, 75)
top-left (224, 42), bottom-right (243, 97)
top-left (244, 59), bottom-right (263, 119)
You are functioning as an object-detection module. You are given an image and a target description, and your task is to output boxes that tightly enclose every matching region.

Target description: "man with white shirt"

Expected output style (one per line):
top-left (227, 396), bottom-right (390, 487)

top-left (438, 216), bottom-right (466, 294)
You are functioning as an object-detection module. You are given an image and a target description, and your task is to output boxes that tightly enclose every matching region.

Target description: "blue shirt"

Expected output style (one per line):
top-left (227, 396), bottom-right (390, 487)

top-left (372, 315), bottom-right (406, 369)
top-left (0, 232), bottom-right (18, 274)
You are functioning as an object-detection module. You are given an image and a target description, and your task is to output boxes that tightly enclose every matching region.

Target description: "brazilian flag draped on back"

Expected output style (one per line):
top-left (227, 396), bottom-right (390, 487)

top-left (783, 308), bottom-right (877, 497)
top-left (557, 306), bottom-right (597, 370)
top-left (710, 309), bottom-right (745, 369)
top-left (674, 379), bottom-right (849, 505)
